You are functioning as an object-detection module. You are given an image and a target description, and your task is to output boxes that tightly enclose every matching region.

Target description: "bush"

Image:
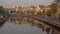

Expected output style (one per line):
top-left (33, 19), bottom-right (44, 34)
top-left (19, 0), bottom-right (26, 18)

top-left (0, 6), bottom-right (5, 14)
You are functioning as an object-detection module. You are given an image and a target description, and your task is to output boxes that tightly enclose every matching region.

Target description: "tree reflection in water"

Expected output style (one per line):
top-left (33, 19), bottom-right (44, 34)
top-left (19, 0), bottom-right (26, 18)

top-left (46, 28), bottom-right (51, 34)
top-left (0, 20), bottom-right (6, 28)
top-left (9, 17), bottom-right (52, 34)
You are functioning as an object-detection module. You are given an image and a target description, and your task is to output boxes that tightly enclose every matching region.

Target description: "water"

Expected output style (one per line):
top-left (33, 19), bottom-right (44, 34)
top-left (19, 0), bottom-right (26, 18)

top-left (0, 16), bottom-right (52, 34)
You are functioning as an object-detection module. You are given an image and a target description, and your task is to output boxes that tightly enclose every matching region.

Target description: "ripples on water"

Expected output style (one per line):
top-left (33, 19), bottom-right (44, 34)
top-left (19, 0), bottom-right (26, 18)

top-left (0, 16), bottom-right (52, 34)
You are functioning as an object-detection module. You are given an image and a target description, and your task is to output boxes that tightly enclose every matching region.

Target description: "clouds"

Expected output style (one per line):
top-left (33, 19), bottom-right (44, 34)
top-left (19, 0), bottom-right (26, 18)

top-left (0, 0), bottom-right (53, 8)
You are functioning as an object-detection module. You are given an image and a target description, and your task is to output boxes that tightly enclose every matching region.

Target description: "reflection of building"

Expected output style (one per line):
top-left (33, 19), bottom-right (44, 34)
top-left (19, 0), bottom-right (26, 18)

top-left (8, 17), bottom-right (52, 34)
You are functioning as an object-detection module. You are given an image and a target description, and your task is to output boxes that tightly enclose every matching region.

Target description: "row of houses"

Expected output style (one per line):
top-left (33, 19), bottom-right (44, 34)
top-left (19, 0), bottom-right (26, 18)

top-left (8, 5), bottom-right (51, 15)
top-left (7, 0), bottom-right (60, 15)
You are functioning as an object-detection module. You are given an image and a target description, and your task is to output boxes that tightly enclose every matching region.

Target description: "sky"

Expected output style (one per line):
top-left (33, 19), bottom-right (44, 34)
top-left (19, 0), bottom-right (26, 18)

top-left (0, 0), bottom-right (54, 8)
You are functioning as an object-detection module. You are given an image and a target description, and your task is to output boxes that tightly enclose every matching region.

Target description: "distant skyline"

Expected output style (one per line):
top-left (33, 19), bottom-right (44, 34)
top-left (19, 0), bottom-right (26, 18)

top-left (0, 0), bottom-right (54, 8)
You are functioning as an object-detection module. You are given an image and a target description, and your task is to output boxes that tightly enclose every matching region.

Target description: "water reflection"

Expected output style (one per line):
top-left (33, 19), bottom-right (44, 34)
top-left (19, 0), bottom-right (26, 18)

top-left (0, 18), bottom-right (6, 28)
top-left (8, 16), bottom-right (52, 34)
top-left (2, 15), bottom-right (60, 34)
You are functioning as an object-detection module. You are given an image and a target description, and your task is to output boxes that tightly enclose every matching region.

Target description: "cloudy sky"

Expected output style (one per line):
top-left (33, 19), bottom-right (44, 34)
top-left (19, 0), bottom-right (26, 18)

top-left (0, 0), bottom-right (54, 8)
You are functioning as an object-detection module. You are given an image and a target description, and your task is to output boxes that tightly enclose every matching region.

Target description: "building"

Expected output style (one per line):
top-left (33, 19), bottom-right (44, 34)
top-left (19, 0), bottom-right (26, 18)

top-left (34, 5), bottom-right (44, 15)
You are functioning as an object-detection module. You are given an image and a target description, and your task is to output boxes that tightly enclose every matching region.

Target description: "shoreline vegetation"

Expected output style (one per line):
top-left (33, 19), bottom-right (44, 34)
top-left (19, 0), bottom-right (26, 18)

top-left (0, 2), bottom-right (60, 19)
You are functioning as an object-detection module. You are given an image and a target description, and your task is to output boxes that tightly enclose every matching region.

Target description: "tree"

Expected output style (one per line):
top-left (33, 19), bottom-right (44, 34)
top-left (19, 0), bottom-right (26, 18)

top-left (27, 10), bottom-right (35, 15)
top-left (51, 3), bottom-right (58, 18)
top-left (36, 11), bottom-right (42, 16)
top-left (46, 9), bottom-right (51, 16)
top-left (0, 6), bottom-right (5, 14)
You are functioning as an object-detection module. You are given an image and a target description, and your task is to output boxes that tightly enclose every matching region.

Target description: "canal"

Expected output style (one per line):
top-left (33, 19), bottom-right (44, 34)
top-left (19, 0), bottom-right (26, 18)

top-left (0, 16), bottom-right (59, 34)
